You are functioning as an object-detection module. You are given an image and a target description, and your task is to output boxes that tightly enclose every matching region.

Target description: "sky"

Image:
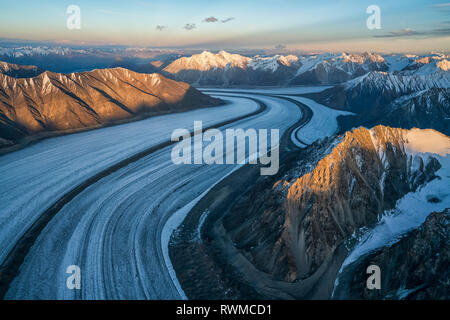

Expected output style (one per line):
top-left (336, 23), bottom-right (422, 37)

top-left (0, 0), bottom-right (449, 53)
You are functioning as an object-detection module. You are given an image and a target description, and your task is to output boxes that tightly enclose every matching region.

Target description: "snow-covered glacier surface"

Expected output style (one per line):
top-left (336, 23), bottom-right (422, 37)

top-left (201, 86), bottom-right (349, 147)
top-left (288, 96), bottom-right (353, 146)
top-left (199, 86), bottom-right (331, 95)
top-left (2, 86), bottom-right (355, 299)
top-left (4, 93), bottom-right (304, 299)
top-left (0, 98), bottom-right (258, 265)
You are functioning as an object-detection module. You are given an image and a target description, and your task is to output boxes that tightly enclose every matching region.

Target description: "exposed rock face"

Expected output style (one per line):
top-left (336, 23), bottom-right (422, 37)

top-left (308, 71), bottom-right (450, 135)
top-left (0, 64), bottom-right (222, 144)
top-left (291, 52), bottom-right (388, 85)
top-left (383, 88), bottom-right (450, 135)
top-left (311, 71), bottom-right (449, 112)
top-left (290, 62), bottom-right (351, 85)
top-left (334, 209), bottom-right (450, 300)
top-left (399, 56), bottom-right (450, 75)
top-left (221, 126), bottom-right (444, 298)
top-left (107, 60), bottom-right (159, 74)
top-left (163, 51), bottom-right (391, 86)
top-left (0, 46), bottom-right (183, 74)
top-left (0, 61), bottom-right (43, 78)
top-left (163, 50), bottom-right (301, 86)
top-left (163, 51), bottom-right (447, 87)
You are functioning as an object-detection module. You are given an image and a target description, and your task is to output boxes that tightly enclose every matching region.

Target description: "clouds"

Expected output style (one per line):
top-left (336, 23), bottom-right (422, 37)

top-left (203, 16), bottom-right (235, 23)
top-left (432, 3), bottom-right (450, 7)
top-left (373, 27), bottom-right (450, 38)
top-left (275, 44), bottom-right (286, 50)
top-left (184, 23), bottom-right (196, 31)
top-left (373, 28), bottom-right (422, 38)
top-left (175, 16), bottom-right (235, 31)
top-left (221, 17), bottom-right (235, 23)
top-left (155, 16), bottom-right (235, 33)
top-left (204, 17), bottom-right (218, 23)
top-left (431, 27), bottom-right (450, 35)
top-left (431, 3), bottom-right (450, 15)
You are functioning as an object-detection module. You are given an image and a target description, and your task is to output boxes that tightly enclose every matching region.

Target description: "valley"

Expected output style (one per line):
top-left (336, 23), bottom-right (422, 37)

top-left (0, 50), bottom-right (449, 300)
top-left (1, 87), bottom-right (328, 299)
top-left (2, 0), bottom-right (450, 307)
top-left (171, 121), bottom-right (450, 299)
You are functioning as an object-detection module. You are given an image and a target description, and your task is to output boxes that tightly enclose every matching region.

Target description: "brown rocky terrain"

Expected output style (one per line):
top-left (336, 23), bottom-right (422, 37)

top-left (0, 62), bottom-right (223, 147)
top-left (0, 61), bottom-right (43, 78)
top-left (163, 50), bottom-right (301, 86)
top-left (223, 126), bottom-right (442, 296)
top-left (333, 208), bottom-right (450, 300)
top-left (306, 71), bottom-right (450, 135)
top-left (162, 51), bottom-right (393, 86)
top-left (290, 52), bottom-right (388, 85)
top-left (171, 125), bottom-right (447, 299)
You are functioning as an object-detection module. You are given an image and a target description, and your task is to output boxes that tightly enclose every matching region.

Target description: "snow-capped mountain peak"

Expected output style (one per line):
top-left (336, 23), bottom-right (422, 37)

top-left (247, 54), bottom-right (299, 71)
top-left (344, 71), bottom-right (450, 94)
top-left (437, 59), bottom-right (450, 72)
top-left (164, 50), bottom-right (301, 74)
top-left (164, 50), bottom-right (250, 73)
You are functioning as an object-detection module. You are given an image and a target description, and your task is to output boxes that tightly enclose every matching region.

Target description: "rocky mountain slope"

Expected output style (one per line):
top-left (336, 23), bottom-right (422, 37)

top-left (0, 63), bottom-right (222, 147)
top-left (307, 68), bottom-right (450, 135)
top-left (0, 46), bottom-right (187, 74)
top-left (2, 46), bottom-right (448, 87)
top-left (0, 61), bottom-right (43, 78)
top-left (333, 208), bottom-right (449, 300)
top-left (384, 88), bottom-right (450, 135)
top-left (162, 51), bottom-right (394, 86)
top-left (163, 51), bottom-right (450, 87)
top-left (189, 125), bottom-right (449, 299)
top-left (291, 52), bottom-right (388, 85)
top-left (163, 50), bottom-right (301, 86)
top-left (398, 53), bottom-right (450, 76)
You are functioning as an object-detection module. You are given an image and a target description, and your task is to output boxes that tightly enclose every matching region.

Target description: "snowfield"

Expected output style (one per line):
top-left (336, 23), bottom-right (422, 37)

top-left (3, 89), bottom-right (322, 299)
top-left (1, 86), bottom-right (377, 299)
top-left (0, 98), bottom-right (258, 266)
top-left (201, 87), bottom-right (350, 147)
top-left (288, 96), bottom-right (353, 146)
top-left (199, 86), bottom-right (331, 95)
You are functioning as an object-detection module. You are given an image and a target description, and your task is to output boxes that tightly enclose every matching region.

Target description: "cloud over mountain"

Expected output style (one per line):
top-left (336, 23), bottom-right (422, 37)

top-left (203, 17), bottom-right (218, 23)
top-left (184, 23), bottom-right (196, 30)
top-left (221, 17), bottom-right (234, 23)
top-left (374, 28), bottom-right (422, 38)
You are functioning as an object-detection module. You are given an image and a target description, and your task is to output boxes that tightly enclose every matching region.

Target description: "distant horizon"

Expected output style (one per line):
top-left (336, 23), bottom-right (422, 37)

top-left (1, 1), bottom-right (449, 53)
top-left (0, 38), bottom-right (449, 56)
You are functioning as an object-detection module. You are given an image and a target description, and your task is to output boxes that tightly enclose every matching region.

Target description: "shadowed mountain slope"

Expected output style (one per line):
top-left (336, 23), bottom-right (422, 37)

top-left (0, 63), bottom-right (223, 147)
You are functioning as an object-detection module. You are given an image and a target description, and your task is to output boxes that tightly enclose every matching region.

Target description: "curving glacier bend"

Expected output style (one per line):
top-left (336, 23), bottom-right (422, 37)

top-left (1, 87), bottom-right (349, 299)
top-left (0, 97), bottom-right (258, 266)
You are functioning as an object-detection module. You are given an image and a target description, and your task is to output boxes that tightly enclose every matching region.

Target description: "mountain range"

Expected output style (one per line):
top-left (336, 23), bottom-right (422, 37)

top-left (160, 50), bottom-right (450, 136)
top-left (1, 49), bottom-right (448, 147)
top-left (162, 50), bottom-right (301, 86)
top-left (0, 63), bottom-right (222, 148)
top-left (333, 208), bottom-right (449, 299)
top-left (161, 50), bottom-right (449, 87)
top-left (196, 125), bottom-right (449, 299)
top-left (2, 46), bottom-right (448, 86)
top-left (0, 61), bottom-right (43, 78)
top-left (308, 69), bottom-right (450, 135)
top-left (1, 46), bottom-right (449, 300)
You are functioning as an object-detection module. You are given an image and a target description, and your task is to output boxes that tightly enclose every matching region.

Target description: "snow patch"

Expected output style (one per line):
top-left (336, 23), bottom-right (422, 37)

top-left (288, 96), bottom-right (354, 146)
top-left (404, 128), bottom-right (450, 156)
